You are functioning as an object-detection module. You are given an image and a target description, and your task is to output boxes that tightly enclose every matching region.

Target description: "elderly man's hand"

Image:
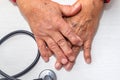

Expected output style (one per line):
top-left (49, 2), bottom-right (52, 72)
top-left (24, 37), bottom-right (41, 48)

top-left (55, 0), bottom-right (104, 70)
top-left (16, 0), bottom-right (83, 64)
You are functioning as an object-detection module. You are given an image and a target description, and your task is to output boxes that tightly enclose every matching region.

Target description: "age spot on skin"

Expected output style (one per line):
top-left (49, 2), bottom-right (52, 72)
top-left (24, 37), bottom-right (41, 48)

top-left (44, 2), bottom-right (48, 5)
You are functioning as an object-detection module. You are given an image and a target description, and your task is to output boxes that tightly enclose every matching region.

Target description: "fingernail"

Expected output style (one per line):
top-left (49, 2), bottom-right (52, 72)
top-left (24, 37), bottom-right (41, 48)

top-left (62, 59), bottom-right (68, 64)
top-left (44, 57), bottom-right (49, 62)
top-left (55, 63), bottom-right (62, 70)
top-left (69, 56), bottom-right (75, 62)
top-left (86, 58), bottom-right (91, 64)
top-left (65, 64), bottom-right (70, 71)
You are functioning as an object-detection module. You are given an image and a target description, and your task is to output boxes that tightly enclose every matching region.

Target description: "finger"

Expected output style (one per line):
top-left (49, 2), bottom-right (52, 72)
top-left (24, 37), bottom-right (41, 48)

top-left (83, 40), bottom-right (92, 64)
top-left (44, 37), bottom-right (68, 64)
top-left (64, 62), bottom-right (75, 71)
top-left (35, 37), bottom-right (51, 62)
top-left (64, 46), bottom-right (81, 71)
top-left (67, 41), bottom-right (72, 48)
top-left (49, 31), bottom-right (75, 62)
top-left (55, 61), bottom-right (62, 70)
top-left (59, 1), bottom-right (81, 16)
top-left (58, 18), bottom-right (82, 46)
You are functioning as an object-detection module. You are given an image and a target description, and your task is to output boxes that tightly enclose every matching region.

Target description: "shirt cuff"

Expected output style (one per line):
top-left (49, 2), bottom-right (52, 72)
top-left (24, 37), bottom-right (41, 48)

top-left (11, 0), bottom-right (16, 3)
top-left (11, 0), bottom-right (110, 3)
top-left (104, 0), bottom-right (110, 3)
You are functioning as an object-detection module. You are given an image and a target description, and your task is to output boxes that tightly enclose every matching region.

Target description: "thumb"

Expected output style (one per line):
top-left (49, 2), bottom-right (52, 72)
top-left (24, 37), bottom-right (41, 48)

top-left (59, 1), bottom-right (81, 17)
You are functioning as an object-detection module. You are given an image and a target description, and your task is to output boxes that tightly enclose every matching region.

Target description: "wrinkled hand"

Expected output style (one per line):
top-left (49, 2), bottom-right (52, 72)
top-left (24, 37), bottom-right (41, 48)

top-left (55, 0), bottom-right (104, 71)
top-left (16, 0), bottom-right (83, 64)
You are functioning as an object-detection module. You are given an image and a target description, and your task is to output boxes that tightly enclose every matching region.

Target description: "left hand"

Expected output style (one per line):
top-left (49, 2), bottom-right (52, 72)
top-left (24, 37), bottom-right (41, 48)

top-left (55, 0), bottom-right (104, 71)
top-left (17, 0), bottom-right (82, 64)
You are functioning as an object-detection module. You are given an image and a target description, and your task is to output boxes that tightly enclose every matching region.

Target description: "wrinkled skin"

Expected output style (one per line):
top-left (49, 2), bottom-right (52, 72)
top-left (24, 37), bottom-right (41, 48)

top-left (17, 0), bottom-right (104, 71)
top-left (16, 0), bottom-right (83, 65)
top-left (55, 0), bottom-right (104, 71)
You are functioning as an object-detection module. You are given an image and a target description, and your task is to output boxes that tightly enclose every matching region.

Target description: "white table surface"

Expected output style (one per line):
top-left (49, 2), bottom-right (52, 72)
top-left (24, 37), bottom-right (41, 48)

top-left (0, 0), bottom-right (120, 80)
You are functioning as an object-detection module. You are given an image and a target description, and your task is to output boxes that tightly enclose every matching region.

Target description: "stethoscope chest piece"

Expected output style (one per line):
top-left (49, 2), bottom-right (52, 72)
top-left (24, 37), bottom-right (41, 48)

top-left (39, 69), bottom-right (57, 80)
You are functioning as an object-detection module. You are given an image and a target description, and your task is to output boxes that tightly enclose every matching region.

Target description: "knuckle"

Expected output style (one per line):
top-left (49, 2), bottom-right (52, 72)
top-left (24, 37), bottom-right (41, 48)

top-left (39, 43), bottom-right (45, 49)
top-left (53, 17), bottom-right (62, 28)
top-left (57, 52), bottom-right (64, 59)
top-left (64, 28), bottom-right (72, 37)
top-left (66, 50), bottom-right (73, 56)
top-left (71, 37), bottom-right (80, 45)
top-left (84, 46), bottom-right (91, 58)
top-left (41, 52), bottom-right (47, 57)
top-left (55, 20), bottom-right (61, 26)
top-left (85, 53), bottom-right (90, 59)
top-left (40, 49), bottom-right (48, 58)
top-left (84, 45), bottom-right (91, 50)
top-left (72, 37), bottom-right (79, 44)
top-left (57, 38), bottom-right (66, 46)
top-left (34, 22), bottom-right (41, 28)
top-left (46, 25), bottom-right (54, 30)
top-left (49, 42), bottom-right (57, 50)
top-left (37, 41), bottom-right (45, 49)
top-left (73, 47), bottom-right (81, 54)
top-left (64, 29), bottom-right (81, 45)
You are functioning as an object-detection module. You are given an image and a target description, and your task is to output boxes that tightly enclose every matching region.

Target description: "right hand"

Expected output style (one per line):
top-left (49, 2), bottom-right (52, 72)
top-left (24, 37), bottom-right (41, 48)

top-left (16, 0), bottom-right (82, 64)
top-left (55, 0), bottom-right (104, 71)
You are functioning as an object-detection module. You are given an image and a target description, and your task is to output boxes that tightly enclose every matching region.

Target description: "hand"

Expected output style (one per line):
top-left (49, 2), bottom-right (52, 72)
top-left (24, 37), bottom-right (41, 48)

top-left (16, 0), bottom-right (82, 64)
top-left (55, 0), bottom-right (104, 71)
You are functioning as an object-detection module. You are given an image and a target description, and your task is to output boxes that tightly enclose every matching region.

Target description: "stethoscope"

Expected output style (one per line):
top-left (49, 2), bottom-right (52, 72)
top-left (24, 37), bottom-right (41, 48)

top-left (0, 30), bottom-right (57, 80)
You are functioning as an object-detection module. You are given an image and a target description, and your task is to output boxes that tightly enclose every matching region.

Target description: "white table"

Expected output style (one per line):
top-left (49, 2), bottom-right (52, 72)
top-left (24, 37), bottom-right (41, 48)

top-left (0, 0), bottom-right (120, 80)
